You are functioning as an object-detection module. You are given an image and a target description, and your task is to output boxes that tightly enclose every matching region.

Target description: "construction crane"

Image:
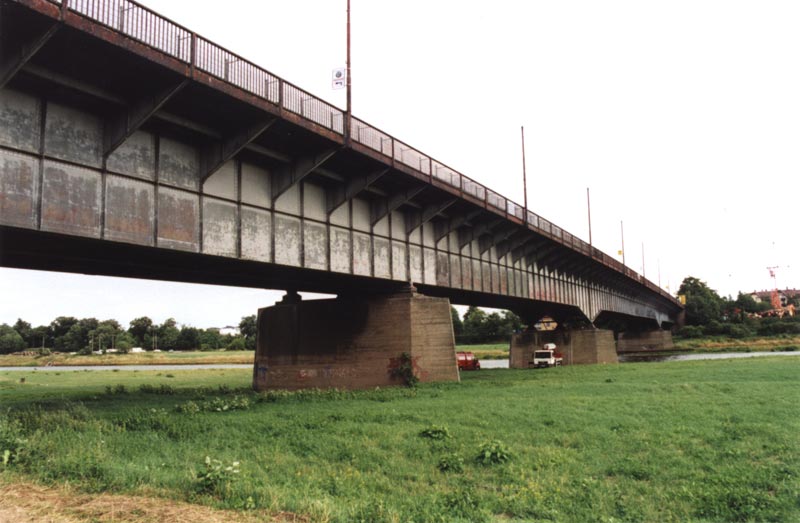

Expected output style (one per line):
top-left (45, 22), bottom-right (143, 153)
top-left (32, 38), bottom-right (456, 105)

top-left (765, 266), bottom-right (794, 317)
top-left (767, 266), bottom-right (782, 309)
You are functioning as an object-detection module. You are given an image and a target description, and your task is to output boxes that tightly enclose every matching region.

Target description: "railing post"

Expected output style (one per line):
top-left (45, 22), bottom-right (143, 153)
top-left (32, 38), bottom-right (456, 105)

top-left (60, 0), bottom-right (69, 20)
top-left (190, 33), bottom-right (196, 77)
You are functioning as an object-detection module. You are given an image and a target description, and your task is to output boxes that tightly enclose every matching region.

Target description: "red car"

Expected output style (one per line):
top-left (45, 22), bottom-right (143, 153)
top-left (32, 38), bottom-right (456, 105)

top-left (456, 351), bottom-right (481, 370)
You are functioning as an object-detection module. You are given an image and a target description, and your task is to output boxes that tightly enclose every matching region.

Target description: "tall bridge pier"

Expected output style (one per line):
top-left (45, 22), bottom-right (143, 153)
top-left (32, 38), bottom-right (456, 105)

top-left (253, 287), bottom-right (459, 390)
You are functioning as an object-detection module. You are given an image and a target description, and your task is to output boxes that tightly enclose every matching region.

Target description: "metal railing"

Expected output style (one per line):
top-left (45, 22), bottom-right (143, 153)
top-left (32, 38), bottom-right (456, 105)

top-left (43, 0), bottom-right (676, 304)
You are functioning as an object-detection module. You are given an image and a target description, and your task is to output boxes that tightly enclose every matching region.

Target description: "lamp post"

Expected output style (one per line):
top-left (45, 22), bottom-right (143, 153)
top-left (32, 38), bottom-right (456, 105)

top-left (345, 0), bottom-right (352, 143)
top-left (521, 126), bottom-right (528, 220)
top-left (586, 188), bottom-right (592, 247)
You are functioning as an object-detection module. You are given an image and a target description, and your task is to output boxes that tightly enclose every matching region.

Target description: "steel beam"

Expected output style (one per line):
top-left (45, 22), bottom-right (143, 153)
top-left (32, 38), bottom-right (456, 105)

top-left (272, 147), bottom-right (340, 203)
top-left (0, 19), bottom-right (59, 89)
top-left (104, 79), bottom-right (189, 158)
top-left (370, 184), bottom-right (426, 226)
top-left (433, 208), bottom-right (482, 243)
top-left (478, 223), bottom-right (517, 255)
top-left (458, 218), bottom-right (502, 249)
top-left (497, 230), bottom-right (535, 260)
top-left (201, 117), bottom-right (277, 183)
top-left (326, 167), bottom-right (389, 215)
top-left (405, 198), bottom-right (457, 235)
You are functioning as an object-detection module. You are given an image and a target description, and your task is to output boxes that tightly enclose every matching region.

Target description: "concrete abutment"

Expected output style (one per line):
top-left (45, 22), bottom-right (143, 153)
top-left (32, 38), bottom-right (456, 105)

top-left (616, 330), bottom-right (675, 353)
top-left (253, 289), bottom-right (460, 390)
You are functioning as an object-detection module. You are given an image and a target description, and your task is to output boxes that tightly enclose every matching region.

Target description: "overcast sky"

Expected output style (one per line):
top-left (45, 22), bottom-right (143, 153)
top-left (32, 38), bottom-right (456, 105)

top-left (2, 0), bottom-right (798, 328)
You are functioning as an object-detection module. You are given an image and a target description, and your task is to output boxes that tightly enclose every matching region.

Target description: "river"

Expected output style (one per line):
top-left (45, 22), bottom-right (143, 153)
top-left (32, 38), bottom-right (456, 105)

top-left (0, 352), bottom-right (797, 372)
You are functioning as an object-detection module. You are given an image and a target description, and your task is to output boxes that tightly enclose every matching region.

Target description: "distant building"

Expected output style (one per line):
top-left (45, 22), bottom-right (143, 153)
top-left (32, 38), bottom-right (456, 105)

top-left (218, 326), bottom-right (241, 336)
top-left (750, 289), bottom-right (800, 307)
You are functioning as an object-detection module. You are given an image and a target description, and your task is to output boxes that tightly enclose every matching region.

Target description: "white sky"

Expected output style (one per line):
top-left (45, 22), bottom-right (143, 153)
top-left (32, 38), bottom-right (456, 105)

top-left (2, 0), bottom-right (799, 328)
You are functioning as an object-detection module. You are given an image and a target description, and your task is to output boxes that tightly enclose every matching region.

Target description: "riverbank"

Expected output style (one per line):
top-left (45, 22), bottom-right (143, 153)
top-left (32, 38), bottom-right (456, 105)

top-left (1, 357), bottom-right (797, 522)
top-left (0, 350), bottom-right (254, 368)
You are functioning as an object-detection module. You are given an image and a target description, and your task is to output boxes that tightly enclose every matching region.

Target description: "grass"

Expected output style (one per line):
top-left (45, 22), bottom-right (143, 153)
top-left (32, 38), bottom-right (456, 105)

top-left (1, 357), bottom-right (799, 522)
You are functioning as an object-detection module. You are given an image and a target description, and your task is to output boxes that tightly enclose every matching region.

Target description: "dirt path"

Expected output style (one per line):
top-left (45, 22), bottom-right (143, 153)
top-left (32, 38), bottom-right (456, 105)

top-left (0, 482), bottom-right (304, 523)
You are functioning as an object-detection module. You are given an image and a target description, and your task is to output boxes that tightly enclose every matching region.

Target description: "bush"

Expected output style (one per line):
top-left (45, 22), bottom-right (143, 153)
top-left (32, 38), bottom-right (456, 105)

top-left (722, 324), bottom-right (753, 339)
top-left (677, 326), bottom-right (704, 339)
top-left (226, 337), bottom-right (246, 351)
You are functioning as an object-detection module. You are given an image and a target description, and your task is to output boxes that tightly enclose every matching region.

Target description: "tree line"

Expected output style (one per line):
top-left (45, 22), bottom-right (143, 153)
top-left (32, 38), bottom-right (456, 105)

top-left (451, 306), bottom-right (523, 344)
top-left (0, 315), bottom-right (257, 355)
top-left (678, 277), bottom-right (800, 338)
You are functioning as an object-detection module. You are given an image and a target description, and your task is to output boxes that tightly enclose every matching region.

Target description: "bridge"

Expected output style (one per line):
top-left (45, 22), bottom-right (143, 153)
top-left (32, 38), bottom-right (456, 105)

top-left (0, 0), bottom-right (682, 389)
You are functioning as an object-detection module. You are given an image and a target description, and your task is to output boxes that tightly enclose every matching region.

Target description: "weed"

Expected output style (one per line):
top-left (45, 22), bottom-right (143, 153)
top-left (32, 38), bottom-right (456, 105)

top-left (196, 456), bottom-right (240, 495)
top-left (0, 415), bottom-right (26, 468)
top-left (139, 384), bottom-right (176, 395)
top-left (437, 453), bottom-right (464, 473)
top-left (175, 395), bottom-right (250, 414)
top-left (105, 384), bottom-right (128, 395)
top-left (389, 352), bottom-right (418, 387)
top-left (476, 440), bottom-right (511, 465)
top-left (419, 425), bottom-right (451, 440)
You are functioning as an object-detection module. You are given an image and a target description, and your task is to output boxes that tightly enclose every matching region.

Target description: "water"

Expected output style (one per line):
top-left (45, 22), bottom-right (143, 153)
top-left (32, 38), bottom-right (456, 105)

top-left (478, 351), bottom-right (800, 370)
top-left (0, 352), bottom-right (797, 372)
top-left (617, 350), bottom-right (800, 363)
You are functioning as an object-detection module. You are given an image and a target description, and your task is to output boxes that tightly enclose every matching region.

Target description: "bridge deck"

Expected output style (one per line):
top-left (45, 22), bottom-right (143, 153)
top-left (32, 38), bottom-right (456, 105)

top-left (0, 0), bottom-right (681, 326)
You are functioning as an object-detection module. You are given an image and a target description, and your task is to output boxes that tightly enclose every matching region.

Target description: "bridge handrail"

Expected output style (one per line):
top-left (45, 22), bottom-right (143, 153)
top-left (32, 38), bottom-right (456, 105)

top-left (44, 0), bottom-right (678, 306)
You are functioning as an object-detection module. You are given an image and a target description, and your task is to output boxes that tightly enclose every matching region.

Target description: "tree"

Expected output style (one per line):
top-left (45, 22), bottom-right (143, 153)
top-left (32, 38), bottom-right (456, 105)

top-left (238, 315), bottom-right (257, 350)
top-left (89, 320), bottom-right (124, 351)
top-left (60, 318), bottom-right (99, 353)
top-left (462, 306), bottom-right (487, 343)
top-left (450, 307), bottom-right (463, 337)
top-left (198, 328), bottom-right (225, 351)
top-left (157, 318), bottom-right (180, 351)
top-left (49, 316), bottom-right (78, 351)
top-left (678, 277), bottom-right (724, 326)
top-left (30, 325), bottom-right (49, 349)
top-left (12, 319), bottom-right (32, 348)
top-left (0, 324), bottom-right (26, 354)
top-left (502, 310), bottom-right (523, 332)
top-left (128, 316), bottom-right (153, 347)
top-left (176, 326), bottom-right (200, 351)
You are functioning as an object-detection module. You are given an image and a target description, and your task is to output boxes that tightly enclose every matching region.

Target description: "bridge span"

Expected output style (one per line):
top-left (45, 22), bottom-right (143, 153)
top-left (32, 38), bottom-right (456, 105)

top-left (0, 0), bottom-right (682, 389)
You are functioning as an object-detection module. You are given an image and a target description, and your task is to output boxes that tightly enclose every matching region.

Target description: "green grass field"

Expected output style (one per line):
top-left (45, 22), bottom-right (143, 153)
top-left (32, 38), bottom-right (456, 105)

top-left (1, 357), bottom-right (799, 522)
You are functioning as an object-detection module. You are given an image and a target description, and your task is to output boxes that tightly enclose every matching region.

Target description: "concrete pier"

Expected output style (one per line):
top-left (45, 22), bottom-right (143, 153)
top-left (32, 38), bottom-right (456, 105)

top-left (253, 289), bottom-right (459, 390)
top-left (510, 328), bottom-right (618, 368)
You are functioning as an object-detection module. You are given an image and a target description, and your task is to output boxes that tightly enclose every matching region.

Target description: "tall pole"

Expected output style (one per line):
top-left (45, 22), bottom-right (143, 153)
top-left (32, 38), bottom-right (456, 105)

top-left (521, 126), bottom-right (528, 219)
top-left (586, 187), bottom-right (592, 247)
top-left (642, 242), bottom-right (646, 278)
top-left (345, 0), bottom-right (352, 144)
top-left (620, 220), bottom-right (626, 266)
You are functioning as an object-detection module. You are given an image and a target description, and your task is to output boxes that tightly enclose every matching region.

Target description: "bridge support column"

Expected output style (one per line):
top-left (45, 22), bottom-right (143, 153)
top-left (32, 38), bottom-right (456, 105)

top-left (617, 330), bottom-right (675, 353)
top-left (510, 329), bottom-right (618, 368)
top-left (252, 287), bottom-right (459, 390)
